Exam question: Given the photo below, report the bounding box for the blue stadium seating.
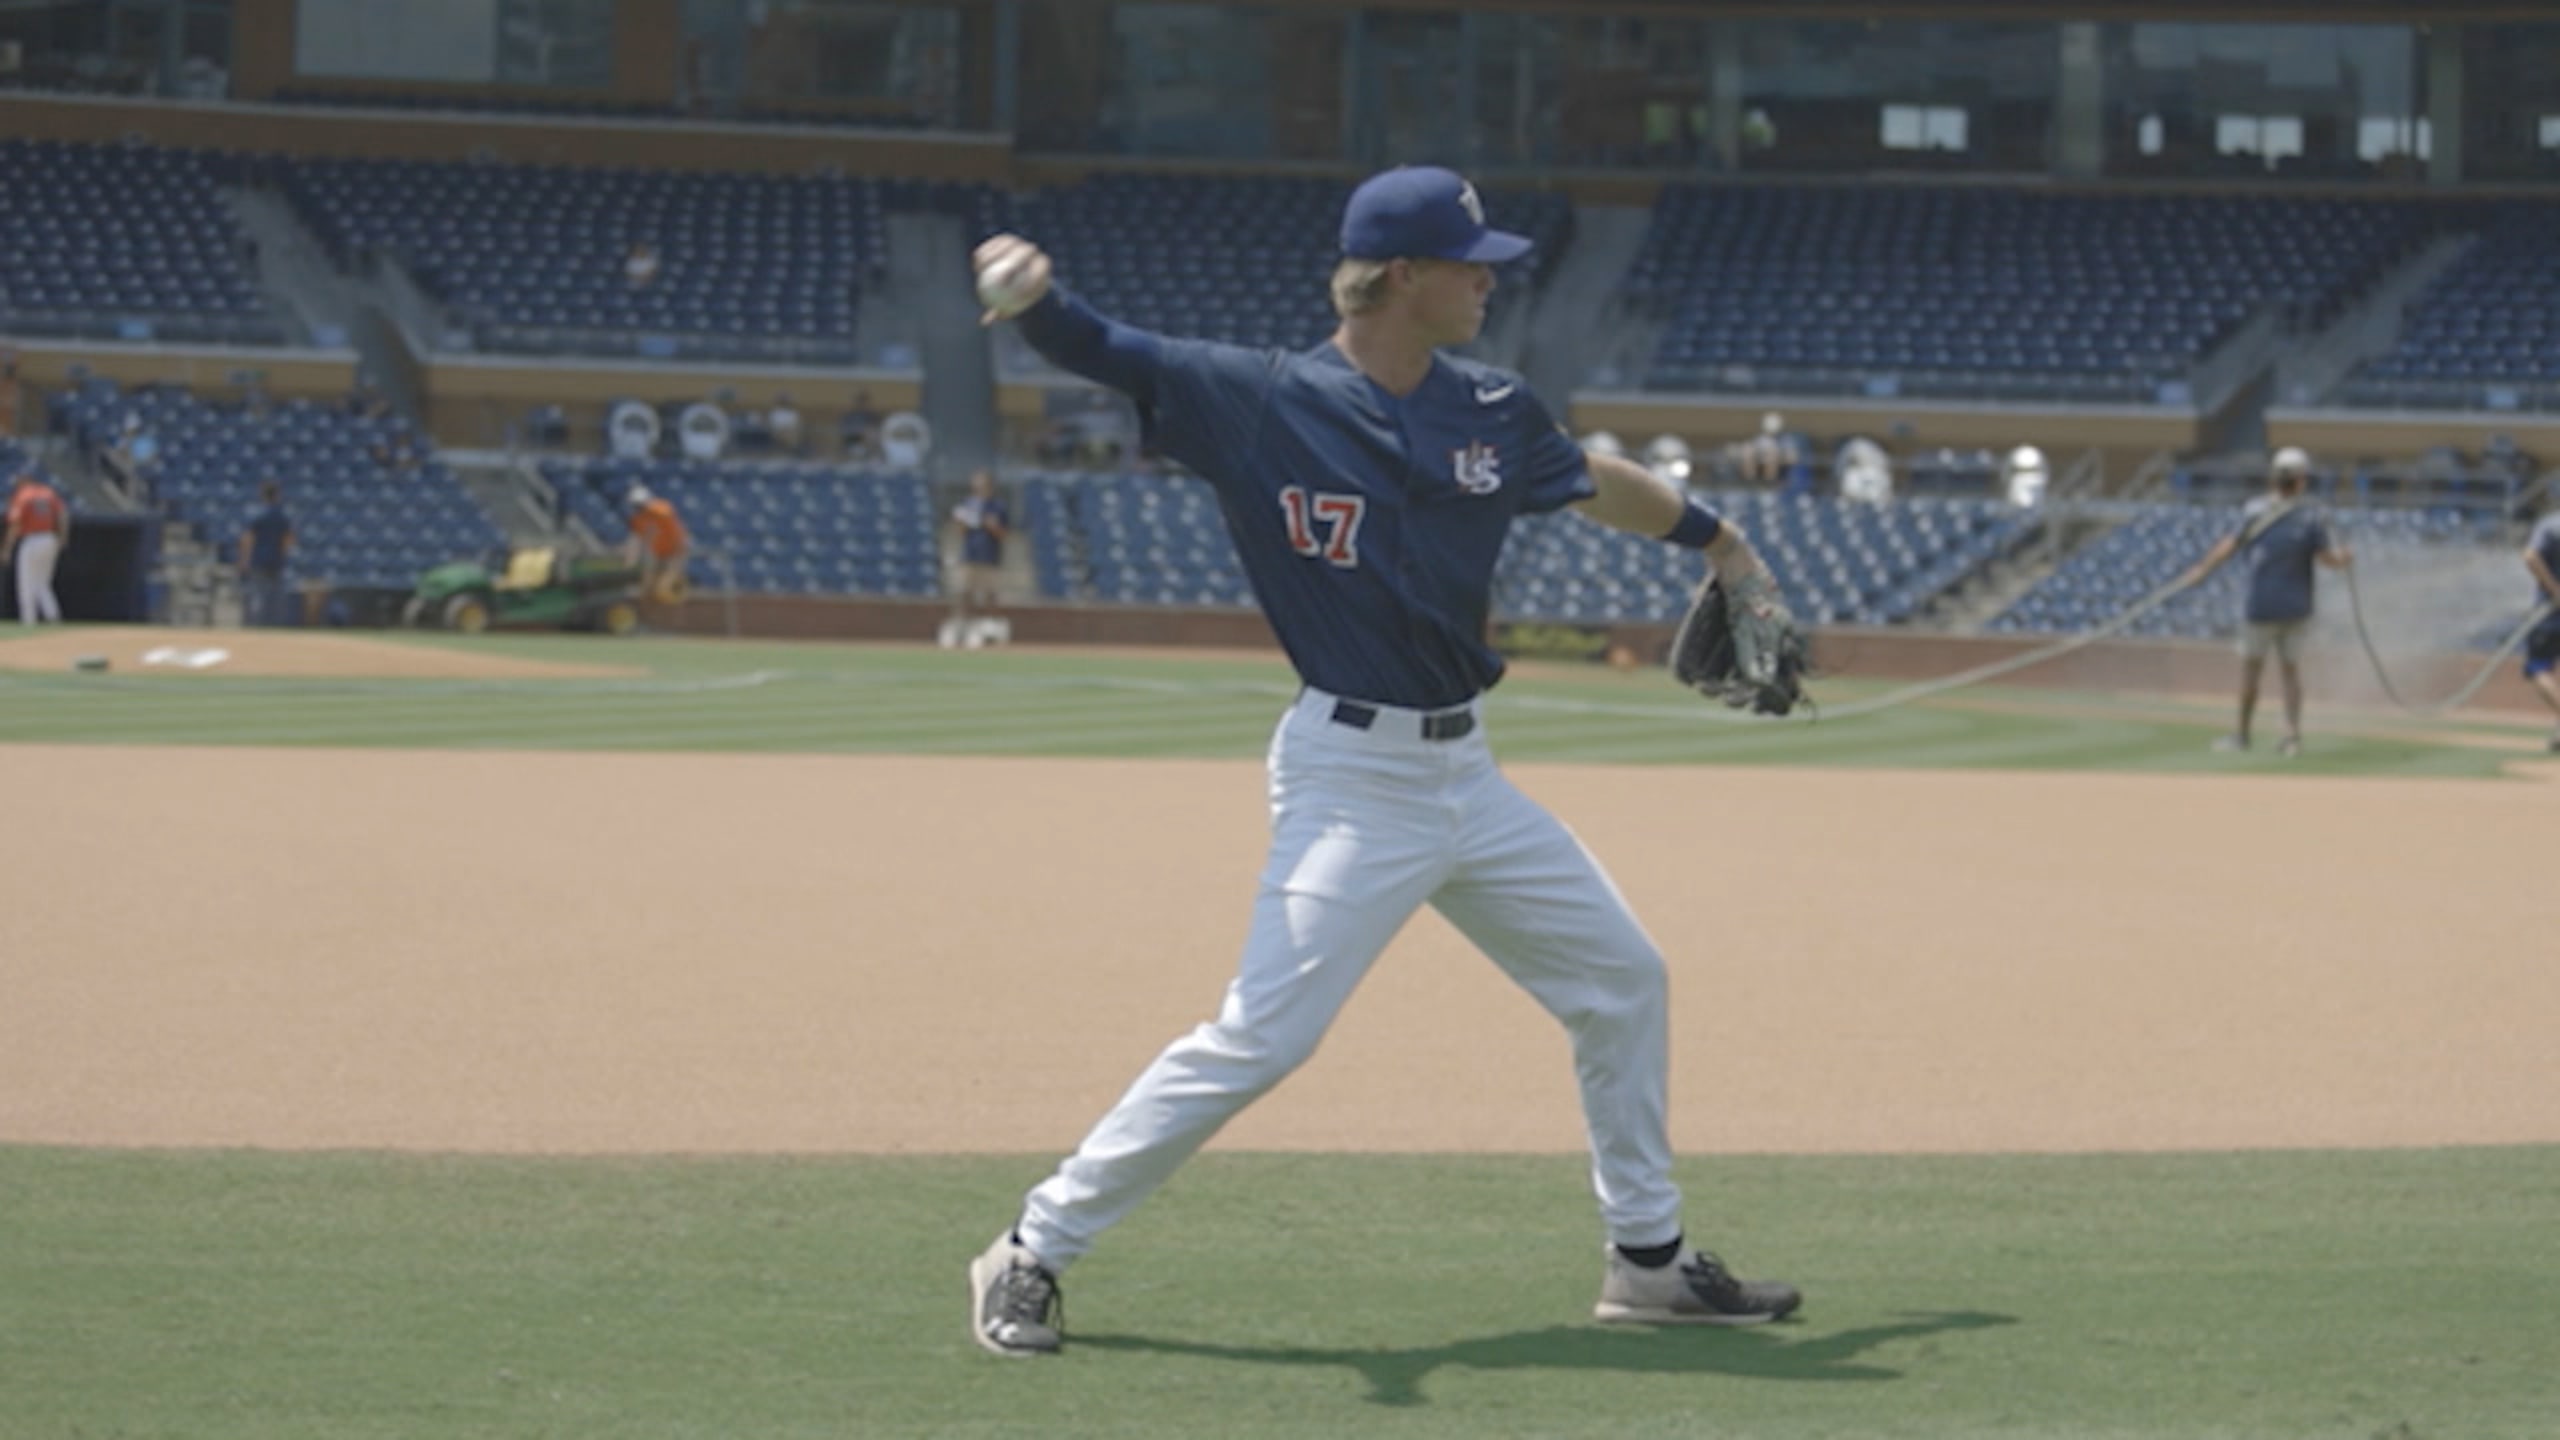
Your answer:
[50,380,503,588]
[1989,503,2512,640]
[1498,491,2032,627]
[540,456,939,598]
[2169,454,2527,516]
[884,177,1015,236]
[283,157,885,362]
[1019,469,2024,626]
[1625,186,2433,401]
[1013,470,1250,607]
[2344,201,2560,410]
[0,140,282,345]
[0,438,61,499]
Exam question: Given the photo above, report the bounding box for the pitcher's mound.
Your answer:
[0,626,640,681]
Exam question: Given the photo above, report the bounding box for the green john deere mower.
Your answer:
[404,547,645,635]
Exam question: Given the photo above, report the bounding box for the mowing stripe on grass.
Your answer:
[0,640,2530,777]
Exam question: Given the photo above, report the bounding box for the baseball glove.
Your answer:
[1670,571,1809,716]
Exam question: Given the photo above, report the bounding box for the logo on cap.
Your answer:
[1340,166,1533,265]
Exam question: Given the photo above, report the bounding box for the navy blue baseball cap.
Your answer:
[1340,166,1532,264]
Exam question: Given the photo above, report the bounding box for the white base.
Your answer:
[940,617,1012,650]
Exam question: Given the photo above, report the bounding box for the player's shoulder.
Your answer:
[1439,354,1535,409]
[1153,333,1289,393]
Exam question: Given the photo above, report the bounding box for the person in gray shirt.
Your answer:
[2182,447,2353,756]
[2521,506,2560,751]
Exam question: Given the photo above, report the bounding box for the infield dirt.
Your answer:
[4,742,2552,1158]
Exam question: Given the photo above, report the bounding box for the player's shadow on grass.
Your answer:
[1076,1310,2018,1407]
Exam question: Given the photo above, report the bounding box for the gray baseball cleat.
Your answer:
[1593,1246,1802,1326]
[969,1234,1064,1356]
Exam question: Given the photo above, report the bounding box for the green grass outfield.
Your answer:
[5,1146,2556,1439]
[0,627,2541,776]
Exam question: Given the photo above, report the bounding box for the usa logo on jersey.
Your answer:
[1451,440,1502,495]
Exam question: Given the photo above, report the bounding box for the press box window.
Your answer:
[2214,114,2304,164]
[1880,104,1968,152]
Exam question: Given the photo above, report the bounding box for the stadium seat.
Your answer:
[1622,186,2434,402]
[0,140,283,345]
[50,381,504,588]
[282,157,886,363]
[538,456,939,599]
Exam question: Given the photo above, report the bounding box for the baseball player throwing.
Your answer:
[965,166,1802,1357]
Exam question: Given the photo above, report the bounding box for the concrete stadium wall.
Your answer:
[1569,393,2203,484]
[2267,408,2560,463]
[422,359,923,452]
[7,340,359,409]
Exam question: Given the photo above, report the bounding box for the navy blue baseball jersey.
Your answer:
[956,496,1009,566]
[247,504,293,574]
[2527,512,2560,603]
[1023,287,1596,708]
[2232,497,2332,625]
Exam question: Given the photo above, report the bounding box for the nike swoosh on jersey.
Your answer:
[1473,381,1516,404]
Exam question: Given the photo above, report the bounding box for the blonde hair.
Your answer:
[1331,258,1396,318]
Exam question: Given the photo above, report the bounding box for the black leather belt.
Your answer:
[1330,699,1477,741]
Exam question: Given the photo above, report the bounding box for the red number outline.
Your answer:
[1311,494,1364,565]
[1279,487,1366,568]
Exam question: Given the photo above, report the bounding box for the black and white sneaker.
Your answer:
[1594,1246,1802,1326]
[969,1234,1064,1356]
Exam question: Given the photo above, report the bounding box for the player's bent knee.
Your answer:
[1188,1019,1326,1090]
[1552,946,1669,1028]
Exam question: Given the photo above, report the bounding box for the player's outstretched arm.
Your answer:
[1571,447,1684,537]
[1573,447,1771,580]
[1556,445,1781,602]
[973,233,1165,404]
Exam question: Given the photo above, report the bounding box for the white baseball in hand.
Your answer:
[976,250,1042,318]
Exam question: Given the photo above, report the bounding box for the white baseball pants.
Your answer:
[1015,686,1683,1268]
[15,533,61,623]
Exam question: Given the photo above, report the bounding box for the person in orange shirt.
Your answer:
[4,470,71,624]
[624,485,690,604]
